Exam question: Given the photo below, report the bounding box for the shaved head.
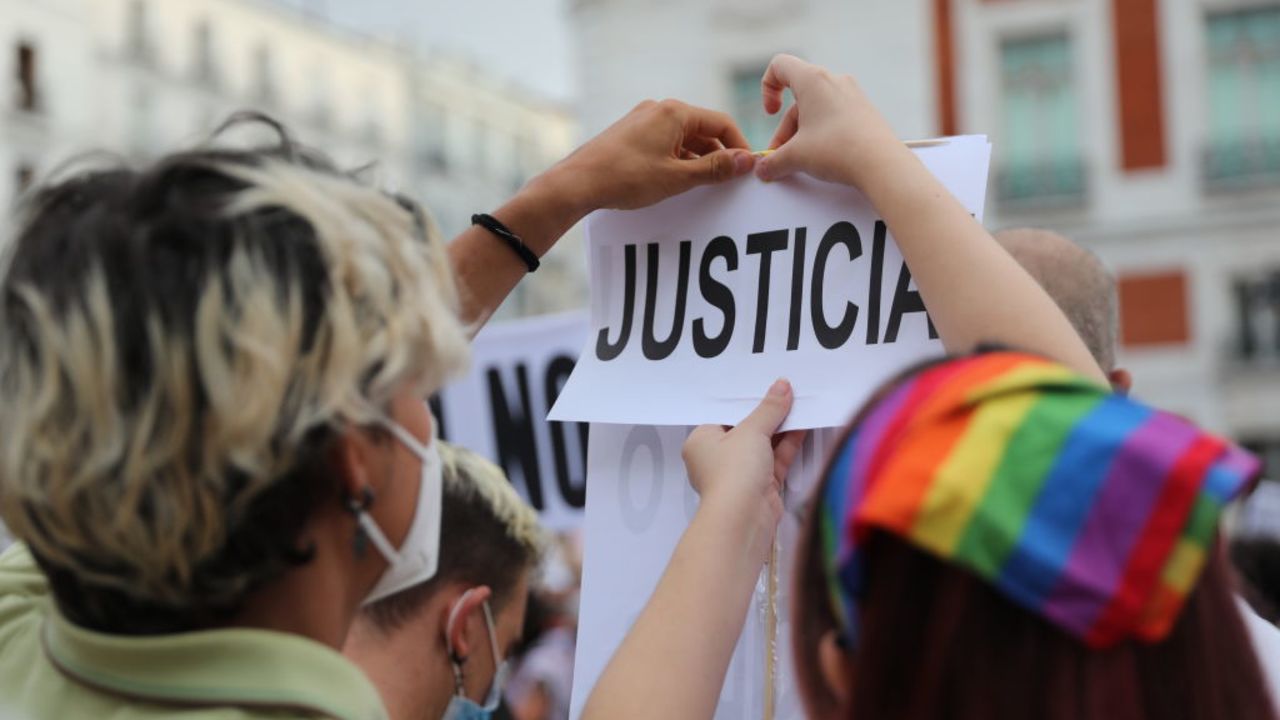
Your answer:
[995,228,1119,372]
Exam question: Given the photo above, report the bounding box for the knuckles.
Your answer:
[655,98,685,120]
[706,152,731,181]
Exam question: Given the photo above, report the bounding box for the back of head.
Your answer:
[996,228,1118,371]
[792,351,1273,720]
[0,117,470,633]
[831,534,1270,719]
[364,442,543,632]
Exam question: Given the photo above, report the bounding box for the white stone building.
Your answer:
[571,0,1280,472]
[956,0,1280,474]
[0,0,98,204]
[572,0,941,145]
[0,0,584,317]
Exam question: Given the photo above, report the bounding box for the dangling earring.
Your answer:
[344,486,376,558]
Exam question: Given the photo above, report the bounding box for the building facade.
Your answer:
[572,0,942,144]
[571,0,1280,471]
[953,0,1280,472]
[0,0,584,318]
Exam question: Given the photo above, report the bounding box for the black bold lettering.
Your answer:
[692,235,737,358]
[641,241,692,360]
[810,221,861,349]
[746,229,788,354]
[595,244,637,361]
[486,364,544,510]
[866,221,887,345]
[786,227,807,351]
[885,262,940,342]
[544,355,588,508]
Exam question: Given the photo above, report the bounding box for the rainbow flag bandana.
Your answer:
[819,352,1261,649]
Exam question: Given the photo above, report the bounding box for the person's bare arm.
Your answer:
[581,381,804,720]
[448,100,756,332]
[756,55,1106,383]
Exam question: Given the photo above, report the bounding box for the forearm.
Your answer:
[581,503,764,720]
[856,144,1106,382]
[447,169,587,334]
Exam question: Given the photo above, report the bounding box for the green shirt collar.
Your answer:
[43,607,387,720]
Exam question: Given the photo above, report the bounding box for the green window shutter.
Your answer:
[998,34,1082,204]
[1205,7,1280,184]
[730,65,787,152]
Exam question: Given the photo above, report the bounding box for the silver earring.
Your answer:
[344,487,376,558]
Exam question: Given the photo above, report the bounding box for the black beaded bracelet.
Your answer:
[471,213,540,272]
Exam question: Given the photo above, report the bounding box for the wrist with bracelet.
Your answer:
[471,212,540,273]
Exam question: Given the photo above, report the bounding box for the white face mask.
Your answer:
[355,409,444,606]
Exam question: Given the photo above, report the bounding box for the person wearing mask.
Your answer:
[0,97,760,720]
[345,442,542,720]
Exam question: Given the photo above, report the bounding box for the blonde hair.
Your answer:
[0,128,469,627]
[439,442,543,552]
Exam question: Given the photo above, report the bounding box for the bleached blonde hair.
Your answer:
[0,126,469,630]
[439,442,543,553]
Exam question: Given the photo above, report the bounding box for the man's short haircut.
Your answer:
[364,442,543,634]
[0,115,469,633]
[995,228,1119,371]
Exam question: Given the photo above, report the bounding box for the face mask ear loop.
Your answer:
[354,415,431,567]
[482,601,502,671]
[445,589,478,694]
[377,416,434,459]
[354,502,402,565]
[480,600,506,711]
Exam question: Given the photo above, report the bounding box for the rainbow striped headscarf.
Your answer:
[819,352,1260,648]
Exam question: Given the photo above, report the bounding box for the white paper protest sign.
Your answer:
[565,139,993,718]
[434,311,589,531]
[569,424,841,720]
[550,136,990,431]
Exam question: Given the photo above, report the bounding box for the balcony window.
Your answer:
[129,84,154,158]
[14,163,33,200]
[473,120,490,173]
[125,0,154,65]
[1234,271,1280,364]
[252,44,276,105]
[306,64,331,130]
[14,42,38,112]
[1204,8,1280,187]
[192,20,219,88]
[996,34,1084,206]
[1242,440,1280,482]
[416,101,448,173]
[729,64,782,151]
[363,119,383,147]
[511,134,538,191]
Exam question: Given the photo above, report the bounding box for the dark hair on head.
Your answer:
[791,354,1276,720]
[364,444,542,634]
[0,113,468,634]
